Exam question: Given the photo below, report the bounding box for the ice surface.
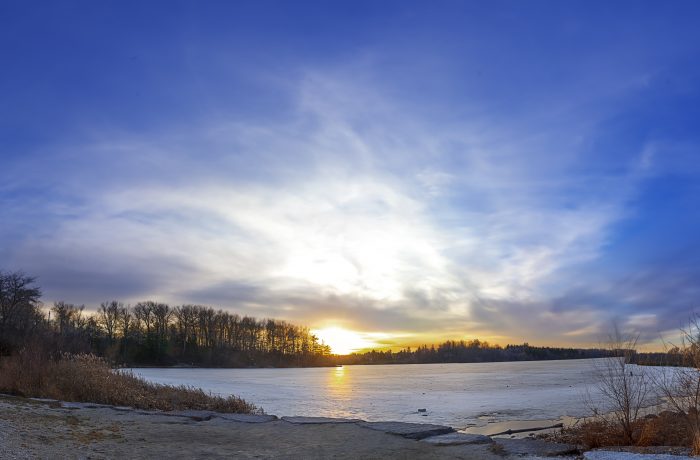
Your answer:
[129,359,664,431]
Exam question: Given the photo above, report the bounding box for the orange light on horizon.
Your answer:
[312,326,382,355]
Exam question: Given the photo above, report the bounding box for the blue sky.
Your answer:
[2,1,699,348]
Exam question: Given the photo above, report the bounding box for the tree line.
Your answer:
[0,271,332,366]
[340,339,615,365]
[2,269,620,368]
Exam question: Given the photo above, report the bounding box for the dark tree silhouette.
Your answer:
[0,271,43,354]
[1,269,615,368]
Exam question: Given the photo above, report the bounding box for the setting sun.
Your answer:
[312,327,378,355]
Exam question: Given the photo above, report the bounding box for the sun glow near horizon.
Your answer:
[312,326,388,355]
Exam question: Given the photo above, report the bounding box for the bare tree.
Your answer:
[0,271,42,335]
[655,314,700,454]
[174,305,197,355]
[51,301,85,335]
[589,328,651,444]
[152,303,171,342]
[118,305,133,339]
[98,300,122,342]
[133,302,155,337]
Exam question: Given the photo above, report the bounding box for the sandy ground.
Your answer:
[0,395,587,459]
[3,395,695,459]
[45,395,700,460]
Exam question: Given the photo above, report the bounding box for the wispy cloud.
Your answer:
[3,56,698,348]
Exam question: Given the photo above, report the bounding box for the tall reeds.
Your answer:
[0,348,259,414]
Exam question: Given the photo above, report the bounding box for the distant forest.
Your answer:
[1,270,648,367]
[341,340,614,365]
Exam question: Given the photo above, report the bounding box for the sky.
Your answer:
[1,1,700,351]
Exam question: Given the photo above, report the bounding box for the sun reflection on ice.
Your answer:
[326,364,354,413]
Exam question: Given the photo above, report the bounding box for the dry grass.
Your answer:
[0,349,259,414]
[546,412,692,450]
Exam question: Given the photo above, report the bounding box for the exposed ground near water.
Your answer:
[0,395,692,459]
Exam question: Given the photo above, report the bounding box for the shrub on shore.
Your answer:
[546,411,691,450]
[584,330,652,446]
[0,349,259,414]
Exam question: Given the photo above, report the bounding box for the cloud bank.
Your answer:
[3,3,700,348]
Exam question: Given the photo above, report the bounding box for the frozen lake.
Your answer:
[129,359,645,431]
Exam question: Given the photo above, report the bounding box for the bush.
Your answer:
[655,313,700,454]
[548,412,692,450]
[588,331,651,445]
[0,349,259,414]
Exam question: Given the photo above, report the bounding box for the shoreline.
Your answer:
[0,393,580,459]
[2,394,693,459]
[122,356,611,370]
[1,392,567,439]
